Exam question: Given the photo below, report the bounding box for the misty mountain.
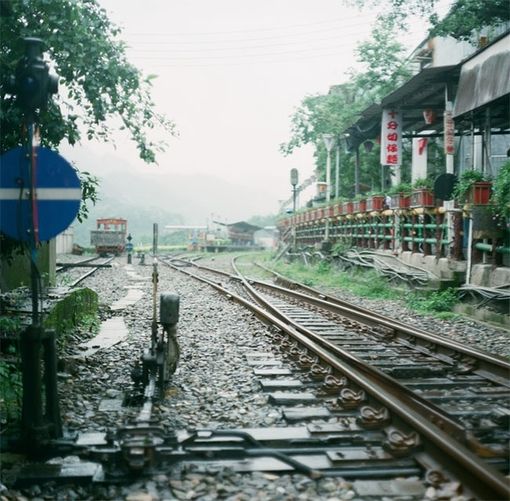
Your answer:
[66,148,279,245]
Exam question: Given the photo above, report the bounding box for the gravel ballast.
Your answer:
[1,253,504,500]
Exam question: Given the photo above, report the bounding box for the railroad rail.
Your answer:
[161,255,510,499]
[13,254,509,499]
[55,255,101,273]
[56,256,114,287]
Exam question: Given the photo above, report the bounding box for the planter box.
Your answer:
[343,201,353,214]
[390,193,410,209]
[333,203,343,216]
[352,199,366,213]
[410,189,435,208]
[366,195,385,211]
[326,205,335,218]
[469,181,492,205]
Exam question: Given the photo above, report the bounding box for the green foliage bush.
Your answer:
[406,288,458,313]
[0,359,22,423]
[491,161,510,220]
[452,170,488,203]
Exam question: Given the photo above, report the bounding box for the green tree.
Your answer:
[345,0,509,39]
[429,0,510,40]
[0,0,175,260]
[281,19,410,195]
[1,0,175,160]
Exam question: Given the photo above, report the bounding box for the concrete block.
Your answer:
[470,264,493,287]
[490,267,510,288]
[400,251,412,265]
[410,253,427,269]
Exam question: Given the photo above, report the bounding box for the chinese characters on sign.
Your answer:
[380,109,402,166]
[444,109,455,155]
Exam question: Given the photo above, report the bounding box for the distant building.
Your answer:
[220,221,262,247]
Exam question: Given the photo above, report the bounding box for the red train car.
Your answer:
[90,218,127,255]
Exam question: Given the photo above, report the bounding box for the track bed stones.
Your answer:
[2,255,508,499]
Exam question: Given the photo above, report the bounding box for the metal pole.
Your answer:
[152,223,159,349]
[27,122,40,326]
[445,90,455,257]
[21,120,47,446]
[43,330,62,437]
[335,144,340,199]
[292,186,297,249]
[465,215,473,285]
[21,325,44,444]
[355,145,360,196]
[325,149,331,240]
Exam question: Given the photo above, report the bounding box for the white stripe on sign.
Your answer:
[0,188,81,201]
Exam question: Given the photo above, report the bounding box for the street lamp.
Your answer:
[322,134,335,241]
[290,168,299,249]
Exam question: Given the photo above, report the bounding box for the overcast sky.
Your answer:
[63,0,443,220]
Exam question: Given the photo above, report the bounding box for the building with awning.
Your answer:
[219,221,262,246]
[342,30,510,187]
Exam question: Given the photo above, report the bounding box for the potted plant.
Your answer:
[410,178,435,207]
[366,192,386,211]
[343,200,353,214]
[453,170,492,205]
[352,195,367,213]
[388,182,412,209]
[491,161,510,224]
[333,198,344,216]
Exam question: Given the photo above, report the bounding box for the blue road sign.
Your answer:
[126,242,134,252]
[0,147,81,243]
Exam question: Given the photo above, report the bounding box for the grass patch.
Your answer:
[271,260,402,301]
[405,288,459,318]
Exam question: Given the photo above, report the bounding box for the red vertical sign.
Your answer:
[380,109,402,166]
[444,109,455,155]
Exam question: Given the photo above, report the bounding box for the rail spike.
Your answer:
[321,374,348,394]
[425,469,449,488]
[356,405,391,429]
[309,363,330,381]
[337,388,366,409]
[298,354,316,368]
[383,427,421,458]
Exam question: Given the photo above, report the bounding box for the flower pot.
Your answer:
[389,193,410,209]
[367,195,385,211]
[353,199,366,213]
[410,189,435,208]
[343,201,353,214]
[469,181,492,205]
[333,203,343,216]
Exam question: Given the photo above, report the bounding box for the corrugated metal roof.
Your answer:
[453,34,510,117]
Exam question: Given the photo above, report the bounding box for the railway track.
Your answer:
[56,255,114,287]
[162,254,510,499]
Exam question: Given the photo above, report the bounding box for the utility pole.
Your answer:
[290,168,299,250]
[322,134,335,241]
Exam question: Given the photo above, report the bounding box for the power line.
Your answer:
[131,47,360,68]
[124,21,371,46]
[125,14,368,37]
[129,38,359,56]
[128,26,371,55]
[128,39,362,61]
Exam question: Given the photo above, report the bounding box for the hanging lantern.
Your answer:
[423,109,436,125]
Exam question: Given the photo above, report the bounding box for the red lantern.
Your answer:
[423,109,436,125]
